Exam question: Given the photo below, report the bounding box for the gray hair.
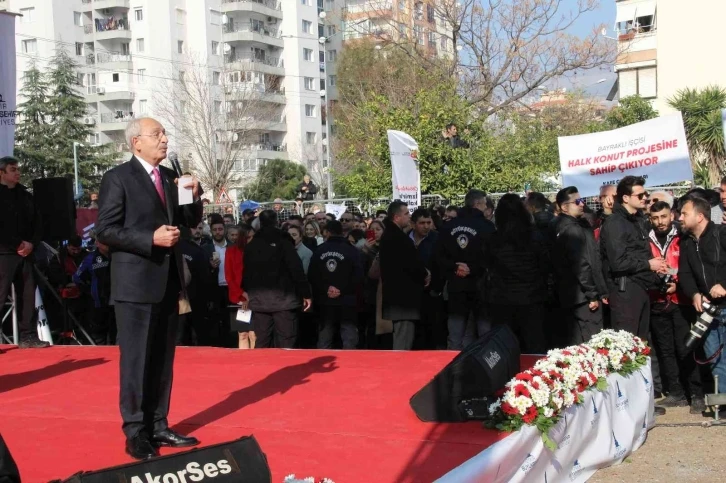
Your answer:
[124,117,156,150]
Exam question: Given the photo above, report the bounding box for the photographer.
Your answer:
[678,195,726,395]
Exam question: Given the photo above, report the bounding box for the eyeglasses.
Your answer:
[634,192,649,200]
[564,198,586,206]
[341,218,353,222]
[136,131,167,140]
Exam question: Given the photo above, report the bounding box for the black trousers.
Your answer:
[318,305,358,349]
[489,303,546,354]
[88,305,117,345]
[252,310,298,348]
[651,303,703,398]
[566,302,604,345]
[609,281,651,340]
[115,285,179,439]
[447,291,486,350]
[0,254,37,339]
[0,433,20,483]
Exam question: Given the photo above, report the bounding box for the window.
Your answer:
[398,0,405,11]
[327,50,337,62]
[303,48,314,61]
[21,39,37,54]
[213,71,221,85]
[414,2,424,20]
[139,99,148,114]
[319,50,325,63]
[134,8,143,22]
[305,104,316,117]
[19,7,35,23]
[328,75,336,86]
[398,22,407,39]
[319,24,325,38]
[137,69,146,84]
[428,31,436,46]
[112,73,120,82]
[304,77,315,90]
[176,9,186,25]
[327,25,336,36]
[306,132,317,144]
[74,12,82,26]
[413,26,424,45]
[303,20,312,34]
[76,73,85,86]
[619,67,657,99]
[427,4,435,23]
[320,78,326,91]
[136,38,145,52]
[212,41,219,55]
[121,43,130,55]
[75,42,84,56]
[301,0,312,5]
[211,10,221,26]
[214,100,222,114]
[178,41,184,54]
[440,35,448,51]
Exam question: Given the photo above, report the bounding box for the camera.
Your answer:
[685,300,720,351]
[659,273,674,295]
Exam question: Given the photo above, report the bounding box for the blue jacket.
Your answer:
[73,250,112,308]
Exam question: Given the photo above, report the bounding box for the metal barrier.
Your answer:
[1,286,19,345]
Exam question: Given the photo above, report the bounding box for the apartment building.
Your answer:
[613,0,726,114]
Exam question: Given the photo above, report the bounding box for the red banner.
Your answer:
[76,208,98,243]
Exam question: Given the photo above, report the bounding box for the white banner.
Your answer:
[0,12,17,157]
[721,109,726,155]
[437,360,654,483]
[558,113,693,197]
[35,287,53,344]
[324,203,347,220]
[388,130,421,212]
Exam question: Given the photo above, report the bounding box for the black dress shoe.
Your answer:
[151,429,200,448]
[18,336,50,349]
[126,435,159,460]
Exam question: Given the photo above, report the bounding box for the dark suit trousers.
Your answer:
[115,282,179,439]
[0,254,37,338]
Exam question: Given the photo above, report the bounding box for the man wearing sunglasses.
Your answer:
[553,187,608,346]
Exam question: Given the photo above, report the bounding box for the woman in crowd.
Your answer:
[483,194,549,354]
[287,225,313,276]
[361,220,389,349]
[348,229,366,249]
[225,224,256,349]
[303,219,324,246]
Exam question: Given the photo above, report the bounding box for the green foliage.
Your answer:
[244,159,307,201]
[605,95,659,128]
[668,86,726,186]
[14,47,117,193]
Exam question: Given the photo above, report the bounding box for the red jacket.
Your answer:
[648,226,683,305]
[224,245,247,304]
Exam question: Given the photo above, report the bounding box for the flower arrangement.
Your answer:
[486,330,650,450]
[284,475,335,483]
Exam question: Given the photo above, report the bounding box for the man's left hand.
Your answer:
[17,241,33,257]
[710,284,726,299]
[666,283,677,295]
[175,176,201,199]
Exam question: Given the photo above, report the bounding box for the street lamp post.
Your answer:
[73,142,83,198]
[319,11,333,198]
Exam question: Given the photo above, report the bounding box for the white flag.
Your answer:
[0,12,18,157]
[388,130,421,212]
[35,288,53,344]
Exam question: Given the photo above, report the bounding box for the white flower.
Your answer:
[543,407,554,418]
[489,400,501,414]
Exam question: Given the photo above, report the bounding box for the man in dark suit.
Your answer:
[96,117,203,460]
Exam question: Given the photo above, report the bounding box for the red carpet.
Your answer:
[0,346,538,482]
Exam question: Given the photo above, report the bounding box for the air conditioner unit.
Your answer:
[84,117,95,125]
[97,87,106,94]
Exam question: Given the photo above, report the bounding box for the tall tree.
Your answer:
[668,86,726,186]
[14,60,50,180]
[153,53,282,201]
[605,95,658,129]
[244,159,307,201]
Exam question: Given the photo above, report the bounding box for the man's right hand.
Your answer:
[455,263,470,278]
[693,293,709,313]
[153,225,180,247]
[649,257,668,274]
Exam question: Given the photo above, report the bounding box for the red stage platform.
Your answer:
[0,346,536,482]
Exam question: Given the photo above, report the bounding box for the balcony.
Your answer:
[235,143,288,160]
[93,0,131,9]
[225,53,284,76]
[94,18,131,41]
[85,85,135,103]
[81,0,93,10]
[221,0,282,19]
[223,23,283,48]
[225,83,285,104]
[98,111,134,131]
[96,52,132,70]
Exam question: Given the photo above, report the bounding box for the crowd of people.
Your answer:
[3,150,726,419]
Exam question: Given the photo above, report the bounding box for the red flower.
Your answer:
[531,380,540,390]
[516,373,534,382]
[597,348,609,356]
[514,384,531,398]
[531,369,544,377]
[495,388,506,397]
[501,402,518,415]
[588,373,597,384]
[576,376,589,392]
[642,346,651,356]
[562,350,573,356]
[522,405,538,424]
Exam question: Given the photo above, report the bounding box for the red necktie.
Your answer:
[152,167,166,208]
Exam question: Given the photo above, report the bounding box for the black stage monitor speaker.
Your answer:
[410,324,521,423]
[55,436,271,483]
[32,177,76,242]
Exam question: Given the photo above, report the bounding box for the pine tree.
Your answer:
[14,60,51,183]
[44,47,116,193]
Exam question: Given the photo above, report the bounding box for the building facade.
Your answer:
[613,0,726,114]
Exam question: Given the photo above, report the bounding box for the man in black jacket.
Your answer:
[678,194,726,395]
[243,209,312,348]
[296,174,318,201]
[179,224,214,345]
[380,201,430,350]
[600,176,668,340]
[435,189,495,349]
[553,186,608,345]
[309,220,363,349]
[0,156,48,348]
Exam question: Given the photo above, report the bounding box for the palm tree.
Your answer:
[668,86,726,186]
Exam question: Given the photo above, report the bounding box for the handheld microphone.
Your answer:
[168,152,183,178]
